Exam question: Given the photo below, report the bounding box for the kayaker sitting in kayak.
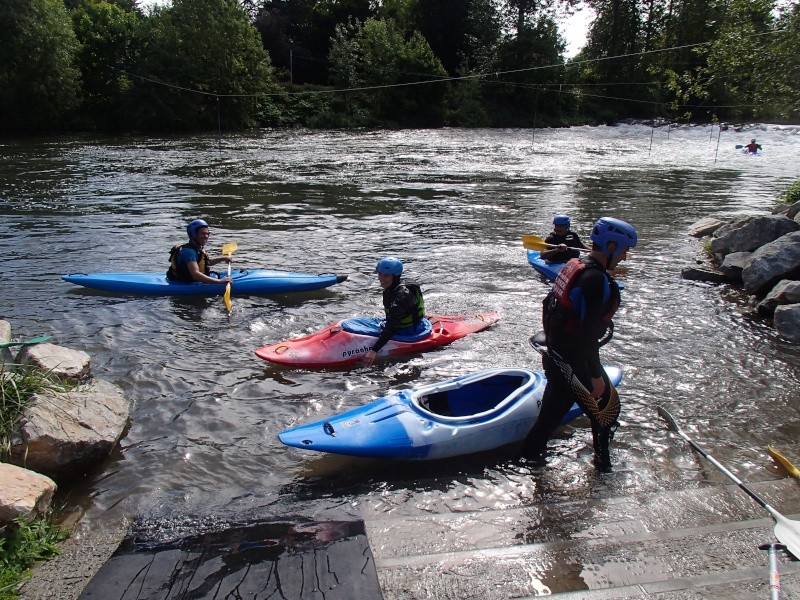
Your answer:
[523,217,637,472]
[744,138,762,153]
[361,257,426,367]
[166,218,232,284]
[540,215,588,263]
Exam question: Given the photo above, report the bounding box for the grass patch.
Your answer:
[0,365,71,458]
[0,515,68,599]
[0,364,73,598]
[779,179,800,205]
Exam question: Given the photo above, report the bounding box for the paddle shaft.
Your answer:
[222,242,237,312]
[657,406,778,511]
[0,335,51,349]
[760,543,786,600]
[522,234,589,253]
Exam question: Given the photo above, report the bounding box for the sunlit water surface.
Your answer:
[2,125,799,541]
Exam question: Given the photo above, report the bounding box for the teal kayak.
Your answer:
[62,269,347,296]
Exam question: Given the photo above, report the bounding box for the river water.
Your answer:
[2,125,799,541]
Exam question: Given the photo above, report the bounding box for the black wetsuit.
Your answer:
[523,256,621,470]
[543,231,587,263]
[371,280,424,352]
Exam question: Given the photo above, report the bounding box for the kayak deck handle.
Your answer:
[323,422,336,437]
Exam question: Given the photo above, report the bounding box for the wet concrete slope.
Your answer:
[365,477,800,599]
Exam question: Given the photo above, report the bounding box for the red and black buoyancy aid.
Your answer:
[166,243,209,282]
[545,258,620,336]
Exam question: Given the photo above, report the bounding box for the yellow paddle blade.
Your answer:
[224,282,232,312]
[521,234,550,251]
[222,241,238,256]
[768,445,800,478]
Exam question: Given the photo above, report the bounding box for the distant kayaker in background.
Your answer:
[166,218,232,284]
[361,257,426,367]
[523,217,638,472]
[540,215,588,263]
[744,139,762,153]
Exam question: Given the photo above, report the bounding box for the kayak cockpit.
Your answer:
[410,368,540,422]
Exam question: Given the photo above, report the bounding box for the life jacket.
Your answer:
[166,243,209,282]
[544,258,619,336]
[395,283,426,329]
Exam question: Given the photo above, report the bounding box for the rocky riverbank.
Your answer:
[683,200,800,341]
[0,319,129,537]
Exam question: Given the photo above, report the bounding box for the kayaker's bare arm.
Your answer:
[187,261,231,284]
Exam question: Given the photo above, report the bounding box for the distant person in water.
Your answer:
[361,257,426,367]
[166,219,232,284]
[540,215,588,263]
[744,139,762,153]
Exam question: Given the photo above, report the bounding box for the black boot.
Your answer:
[592,425,612,473]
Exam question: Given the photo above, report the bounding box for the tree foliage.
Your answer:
[329,18,449,126]
[0,0,81,133]
[71,0,141,130]
[132,0,276,130]
[0,0,797,132]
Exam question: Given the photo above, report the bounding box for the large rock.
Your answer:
[772,200,800,220]
[741,231,800,295]
[0,462,57,523]
[710,215,800,257]
[718,251,750,281]
[774,304,800,343]
[757,280,800,315]
[688,217,725,238]
[680,267,738,284]
[0,319,11,365]
[17,343,91,383]
[8,379,130,481]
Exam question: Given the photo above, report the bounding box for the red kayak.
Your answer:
[254,312,501,368]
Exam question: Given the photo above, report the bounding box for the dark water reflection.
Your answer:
[1,126,799,540]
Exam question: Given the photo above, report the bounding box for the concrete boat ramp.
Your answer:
[364,476,800,598]
[22,465,800,599]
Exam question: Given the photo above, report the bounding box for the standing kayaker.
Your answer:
[522,217,638,472]
[540,215,588,263]
[166,219,232,284]
[361,257,426,367]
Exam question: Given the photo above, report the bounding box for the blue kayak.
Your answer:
[278,365,623,460]
[526,250,626,289]
[62,269,347,296]
[526,250,564,281]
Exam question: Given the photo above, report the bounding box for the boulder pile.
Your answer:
[683,201,800,342]
[0,320,130,525]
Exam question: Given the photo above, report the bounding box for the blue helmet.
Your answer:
[590,217,638,259]
[187,219,208,240]
[553,215,570,227]
[376,257,403,276]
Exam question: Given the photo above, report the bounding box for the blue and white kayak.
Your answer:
[278,365,623,460]
[62,269,347,296]
[526,250,564,281]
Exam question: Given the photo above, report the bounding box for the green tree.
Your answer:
[487,13,566,125]
[0,0,81,133]
[575,0,653,120]
[255,0,374,84]
[329,18,449,126]
[702,0,779,121]
[132,0,276,130]
[71,0,142,130]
